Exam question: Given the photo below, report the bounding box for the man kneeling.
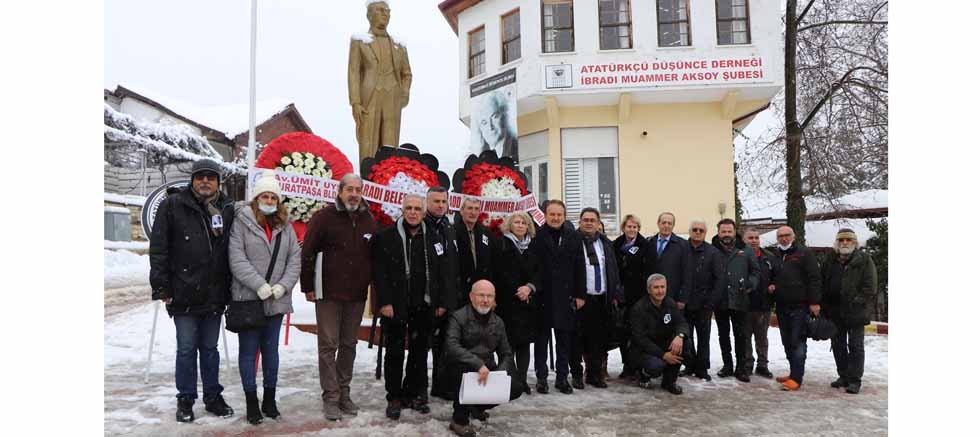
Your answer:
[630,273,688,395]
[440,280,523,436]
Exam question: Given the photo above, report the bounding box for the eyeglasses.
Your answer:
[194,173,218,181]
[690,228,705,233]
[777,234,792,238]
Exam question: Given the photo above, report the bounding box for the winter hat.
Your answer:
[251,170,282,201]
[835,228,858,241]
[191,158,223,182]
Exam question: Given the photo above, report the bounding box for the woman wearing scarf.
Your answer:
[228,170,301,425]
[492,211,539,394]
[612,214,648,379]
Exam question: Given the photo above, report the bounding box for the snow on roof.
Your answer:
[104,192,147,207]
[744,189,889,220]
[759,217,882,248]
[112,83,292,137]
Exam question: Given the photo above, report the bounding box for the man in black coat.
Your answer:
[528,200,587,395]
[712,219,759,382]
[643,212,692,311]
[821,228,877,394]
[372,194,454,419]
[630,273,687,395]
[743,228,776,379]
[149,158,236,423]
[770,226,822,391]
[682,219,723,381]
[439,280,523,437]
[569,208,623,389]
[423,186,461,400]
[455,197,496,303]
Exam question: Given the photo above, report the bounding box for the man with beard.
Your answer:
[372,194,452,419]
[150,158,236,423]
[528,200,587,394]
[569,208,622,389]
[821,228,877,394]
[440,280,524,437]
[770,226,821,391]
[743,228,776,379]
[301,173,378,420]
[423,186,461,400]
[682,219,723,381]
[712,218,759,382]
[630,274,687,395]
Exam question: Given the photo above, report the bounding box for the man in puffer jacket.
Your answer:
[149,158,236,422]
[821,228,877,394]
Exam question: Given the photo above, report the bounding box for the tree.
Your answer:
[865,218,887,322]
[739,0,888,244]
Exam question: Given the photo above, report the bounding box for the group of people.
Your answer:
[149,158,878,436]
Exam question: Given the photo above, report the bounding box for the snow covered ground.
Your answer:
[104,297,888,436]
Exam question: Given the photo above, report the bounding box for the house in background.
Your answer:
[103,84,313,243]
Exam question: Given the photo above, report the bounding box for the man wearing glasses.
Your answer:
[149,158,236,422]
[769,226,821,391]
[681,219,723,381]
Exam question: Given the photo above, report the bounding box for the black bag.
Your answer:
[807,314,838,341]
[606,300,629,351]
[225,232,282,333]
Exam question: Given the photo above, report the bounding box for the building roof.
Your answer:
[744,189,888,222]
[106,84,303,139]
[437,0,482,34]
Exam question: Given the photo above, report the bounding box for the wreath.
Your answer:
[451,150,529,235]
[255,132,353,239]
[361,144,450,227]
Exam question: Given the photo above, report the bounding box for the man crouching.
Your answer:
[630,273,688,395]
[440,279,523,436]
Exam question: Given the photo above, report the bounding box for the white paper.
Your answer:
[314,252,324,300]
[459,371,511,405]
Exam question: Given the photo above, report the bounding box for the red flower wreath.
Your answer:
[254,132,353,240]
[366,156,440,227]
[452,152,529,235]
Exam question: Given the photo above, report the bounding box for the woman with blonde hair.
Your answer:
[491,211,539,394]
[611,214,648,379]
[228,170,301,425]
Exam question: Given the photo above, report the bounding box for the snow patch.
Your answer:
[104,192,147,206]
[351,32,374,44]
[105,240,150,251]
[104,205,131,214]
[104,249,150,288]
[759,217,882,247]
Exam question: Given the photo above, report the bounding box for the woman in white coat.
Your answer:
[228,170,300,425]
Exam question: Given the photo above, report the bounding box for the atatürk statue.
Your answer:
[348,1,413,162]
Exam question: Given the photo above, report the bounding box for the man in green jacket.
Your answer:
[821,228,878,394]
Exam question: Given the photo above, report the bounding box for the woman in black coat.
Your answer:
[611,214,648,378]
[492,211,539,394]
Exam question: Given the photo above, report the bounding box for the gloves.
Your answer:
[257,283,273,300]
[271,284,286,299]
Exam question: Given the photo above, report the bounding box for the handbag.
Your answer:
[225,232,283,333]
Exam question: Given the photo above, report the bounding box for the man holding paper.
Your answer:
[300,173,377,420]
[440,280,523,437]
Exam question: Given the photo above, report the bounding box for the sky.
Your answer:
[104,0,780,214]
[104,0,473,172]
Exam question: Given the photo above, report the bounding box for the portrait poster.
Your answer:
[469,68,518,159]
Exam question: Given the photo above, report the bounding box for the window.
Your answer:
[599,0,632,50]
[542,0,574,53]
[657,0,691,47]
[468,26,486,78]
[501,9,521,64]
[716,0,750,44]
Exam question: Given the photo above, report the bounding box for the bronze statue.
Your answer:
[348,1,413,162]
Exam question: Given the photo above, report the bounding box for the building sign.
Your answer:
[469,69,519,160]
[548,55,769,90]
[544,64,573,89]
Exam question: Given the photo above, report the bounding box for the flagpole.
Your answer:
[245,0,258,198]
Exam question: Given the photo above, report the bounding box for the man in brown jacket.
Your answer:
[301,173,378,421]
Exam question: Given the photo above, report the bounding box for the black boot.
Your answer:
[245,391,263,425]
[846,380,862,394]
[204,394,234,417]
[831,377,847,389]
[717,366,734,378]
[176,398,195,423]
[262,388,281,420]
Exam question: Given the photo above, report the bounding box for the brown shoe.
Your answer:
[338,396,359,416]
[449,421,477,437]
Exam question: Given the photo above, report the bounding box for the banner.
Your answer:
[469,68,518,160]
[546,55,769,90]
[248,167,545,225]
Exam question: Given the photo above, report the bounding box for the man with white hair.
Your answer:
[301,173,378,420]
[820,228,877,394]
[770,226,821,391]
[372,194,451,419]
